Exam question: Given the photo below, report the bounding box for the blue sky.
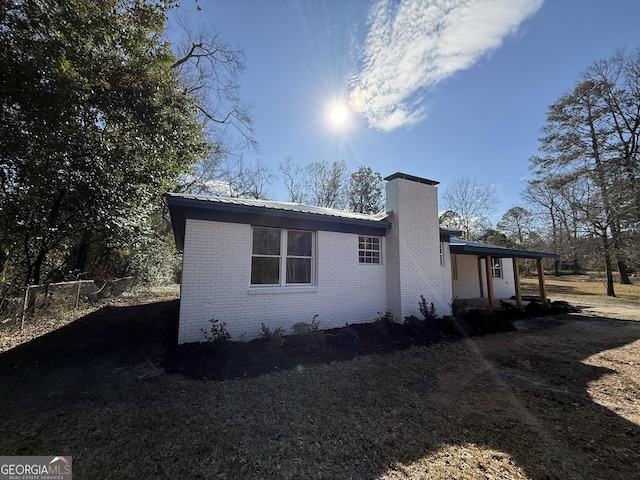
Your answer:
[168,0,640,223]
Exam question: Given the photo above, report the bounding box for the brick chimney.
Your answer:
[384,173,452,319]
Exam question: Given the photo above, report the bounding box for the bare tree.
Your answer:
[305,160,348,209]
[279,157,307,203]
[441,177,497,240]
[169,19,258,195]
[171,22,256,146]
[216,156,274,200]
[529,49,640,291]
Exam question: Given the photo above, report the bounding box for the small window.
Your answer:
[491,258,503,278]
[251,227,314,286]
[358,236,380,264]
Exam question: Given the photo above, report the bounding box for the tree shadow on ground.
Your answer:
[0,300,179,408]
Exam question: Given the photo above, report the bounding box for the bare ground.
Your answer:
[0,293,639,479]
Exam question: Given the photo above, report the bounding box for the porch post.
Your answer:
[512,257,522,307]
[537,258,547,303]
[485,255,494,309]
[477,257,484,298]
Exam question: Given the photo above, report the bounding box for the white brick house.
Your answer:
[167,172,557,344]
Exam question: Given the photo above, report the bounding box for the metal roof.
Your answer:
[383,172,439,185]
[166,193,390,222]
[166,193,392,251]
[449,238,559,259]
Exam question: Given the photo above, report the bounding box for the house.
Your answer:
[167,172,558,344]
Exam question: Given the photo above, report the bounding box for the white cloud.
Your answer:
[348,0,544,131]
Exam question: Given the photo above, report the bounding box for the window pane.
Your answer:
[253,228,280,255]
[287,231,312,256]
[251,257,280,284]
[359,250,379,263]
[286,258,312,283]
[358,236,380,263]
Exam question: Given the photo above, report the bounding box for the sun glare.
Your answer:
[330,105,348,126]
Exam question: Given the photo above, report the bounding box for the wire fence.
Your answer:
[0,277,136,330]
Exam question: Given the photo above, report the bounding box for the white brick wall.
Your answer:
[178,219,387,343]
[177,174,460,343]
[452,254,516,299]
[385,177,453,319]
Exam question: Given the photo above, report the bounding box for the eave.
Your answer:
[166,194,391,251]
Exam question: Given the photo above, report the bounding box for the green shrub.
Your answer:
[261,323,285,349]
[292,314,320,334]
[289,315,324,352]
[201,318,231,346]
[419,295,437,321]
[450,297,468,317]
[375,311,396,324]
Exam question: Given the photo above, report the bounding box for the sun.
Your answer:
[330,104,349,126]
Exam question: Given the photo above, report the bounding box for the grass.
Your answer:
[521,274,640,304]
[0,284,180,353]
[0,344,549,478]
[1,279,639,478]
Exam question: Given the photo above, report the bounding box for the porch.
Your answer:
[449,239,560,310]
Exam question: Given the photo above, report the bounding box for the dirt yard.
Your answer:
[0,289,639,478]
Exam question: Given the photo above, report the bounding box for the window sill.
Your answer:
[248,286,318,295]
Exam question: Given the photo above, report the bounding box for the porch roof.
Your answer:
[449,239,559,259]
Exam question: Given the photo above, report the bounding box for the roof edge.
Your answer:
[449,240,559,260]
[384,172,439,186]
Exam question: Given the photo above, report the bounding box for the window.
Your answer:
[491,258,503,278]
[251,228,314,285]
[358,236,380,264]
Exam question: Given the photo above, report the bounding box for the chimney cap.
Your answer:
[383,172,439,186]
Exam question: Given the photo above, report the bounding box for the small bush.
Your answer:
[375,311,396,324]
[292,315,320,334]
[418,295,436,321]
[499,300,526,319]
[289,315,324,352]
[261,323,285,349]
[202,318,231,346]
[450,297,468,317]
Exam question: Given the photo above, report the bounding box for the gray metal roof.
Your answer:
[383,172,439,185]
[166,193,390,222]
[166,193,391,250]
[450,238,559,259]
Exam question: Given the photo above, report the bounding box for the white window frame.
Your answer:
[251,227,315,287]
[358,236,381,264]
